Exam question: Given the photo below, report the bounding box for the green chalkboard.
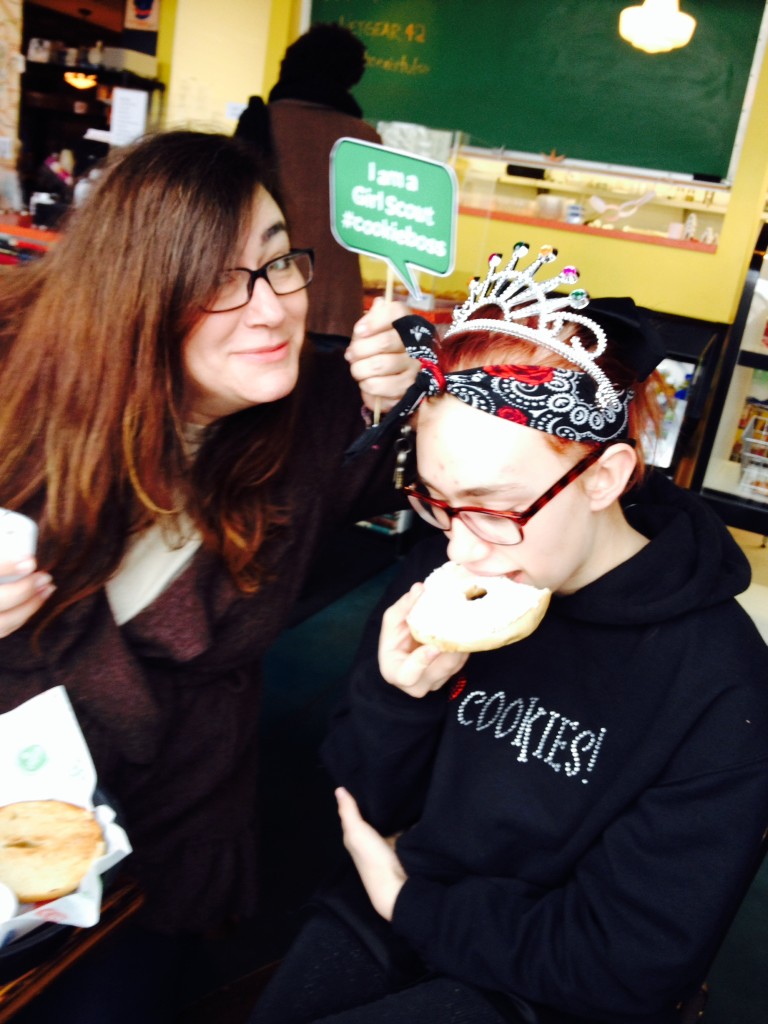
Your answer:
[310,0,765,180]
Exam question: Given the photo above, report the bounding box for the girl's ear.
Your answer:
[583,443,638,510]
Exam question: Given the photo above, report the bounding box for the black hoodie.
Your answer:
[322,472,768,1023]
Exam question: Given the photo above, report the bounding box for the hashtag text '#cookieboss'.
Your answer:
[339,212,447,257]
[456,691,607,783]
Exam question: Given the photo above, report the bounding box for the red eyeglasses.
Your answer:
[403,446,605,546]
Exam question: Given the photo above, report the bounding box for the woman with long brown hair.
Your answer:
[0,130,415,1020]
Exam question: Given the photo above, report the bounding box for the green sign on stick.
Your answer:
[330,138,457,299]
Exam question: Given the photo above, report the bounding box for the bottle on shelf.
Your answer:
[88,41,104,68]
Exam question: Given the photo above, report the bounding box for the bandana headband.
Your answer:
[345,314,630,459]
[399,316,630,443]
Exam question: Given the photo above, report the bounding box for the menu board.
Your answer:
[311,0,765,180]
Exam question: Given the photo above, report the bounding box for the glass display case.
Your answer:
[693,223,768,533]
[455,149,728,251]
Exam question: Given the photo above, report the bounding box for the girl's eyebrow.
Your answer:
[418,475,529,500]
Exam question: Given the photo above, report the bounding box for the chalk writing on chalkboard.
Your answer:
[311,0,764,181]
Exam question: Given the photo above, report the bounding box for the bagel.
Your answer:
[0,800,106,904]
[406,561,551,653]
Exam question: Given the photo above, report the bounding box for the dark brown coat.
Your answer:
[269,99,382,339]
[0,347,397,932]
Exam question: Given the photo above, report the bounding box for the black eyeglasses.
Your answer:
[404,446,605,546]
[203,248,314,312]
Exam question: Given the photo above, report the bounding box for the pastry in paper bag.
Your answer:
[0,687,132,948]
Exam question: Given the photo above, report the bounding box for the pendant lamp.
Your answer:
[64,72,98,90]
[619,0,697,54]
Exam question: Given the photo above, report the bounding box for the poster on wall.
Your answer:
[124,0,159,32]
[110,87,149,146]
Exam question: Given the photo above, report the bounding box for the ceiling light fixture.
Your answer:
[619,0,697,54]
[64,72,98,90]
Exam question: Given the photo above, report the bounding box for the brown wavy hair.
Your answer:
[0,130,301,626]
[436,308,662,490]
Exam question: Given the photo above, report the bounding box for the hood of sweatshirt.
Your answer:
[557,471,751,628]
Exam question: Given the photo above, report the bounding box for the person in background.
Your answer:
[33,147,75,203]
[0,129,415,1022]
[236,22,381,351]
[249,247,768,1024]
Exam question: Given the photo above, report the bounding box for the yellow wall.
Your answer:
[155,0,177,91]
[157,0,304,129]
[160,0,275,130]
[260,0,305,96]
[157,0,768,325]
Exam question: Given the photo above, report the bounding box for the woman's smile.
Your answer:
[232,341,291,363]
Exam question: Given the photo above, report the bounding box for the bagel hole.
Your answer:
[464,586,488,601]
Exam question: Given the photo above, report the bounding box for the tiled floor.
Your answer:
[731,527,768,642]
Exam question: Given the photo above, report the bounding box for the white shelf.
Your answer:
[703,457,742,497]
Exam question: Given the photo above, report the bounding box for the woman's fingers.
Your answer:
[346,299,419,411]
[0,574,55,638]
[0,558,37,585]
[349,297,409,342]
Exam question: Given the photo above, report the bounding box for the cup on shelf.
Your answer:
[535,194,563,220]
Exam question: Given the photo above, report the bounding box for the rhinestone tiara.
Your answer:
[444,243,621,411]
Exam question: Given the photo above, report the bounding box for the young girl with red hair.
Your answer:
[250,246,768,1024]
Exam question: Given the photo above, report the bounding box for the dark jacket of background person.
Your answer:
[0,347,396,934]
[236,23,382,345]
[321,471,768,1022]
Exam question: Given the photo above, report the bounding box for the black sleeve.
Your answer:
[320,536,451,834]
[305,345,408,532]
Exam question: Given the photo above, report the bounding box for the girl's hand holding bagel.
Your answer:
[378,583,469,698]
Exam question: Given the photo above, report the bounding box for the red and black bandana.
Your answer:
[345,315,631,461]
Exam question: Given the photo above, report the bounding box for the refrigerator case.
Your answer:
[694,223,768,533]
[640,309,725,482]
[643,357,696,471]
